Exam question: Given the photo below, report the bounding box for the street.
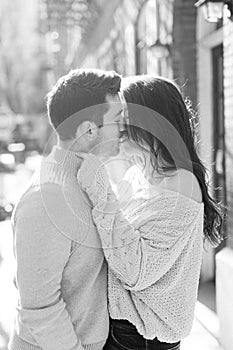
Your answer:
[0,158,38,204]
[0,161,37,349]
[0,220,16,350]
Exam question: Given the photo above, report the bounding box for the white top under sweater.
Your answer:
[9,147,108,350]
[78,154,204,343]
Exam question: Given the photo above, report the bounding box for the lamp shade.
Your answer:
[195,0,224,22]
[206,1,224,22]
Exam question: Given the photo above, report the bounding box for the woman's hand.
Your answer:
[76,153,110,207]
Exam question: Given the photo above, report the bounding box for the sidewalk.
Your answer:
[181,301,224,350]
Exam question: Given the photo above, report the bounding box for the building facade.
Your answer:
[73,0,197,105]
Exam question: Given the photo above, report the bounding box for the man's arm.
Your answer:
[14,186,82,350]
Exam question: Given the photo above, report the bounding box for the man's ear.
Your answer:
[76,121,98,141]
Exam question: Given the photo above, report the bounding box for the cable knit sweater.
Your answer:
[9,147,108,350]
[78,154,204,343]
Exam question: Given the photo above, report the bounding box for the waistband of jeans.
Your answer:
[110,318,135,327]
[109,318,180,348]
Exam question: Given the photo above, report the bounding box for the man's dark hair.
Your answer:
[47,68,121,140]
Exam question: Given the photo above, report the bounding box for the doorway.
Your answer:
[212,44,227,254]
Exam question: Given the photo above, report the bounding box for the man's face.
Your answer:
[95,93,123,157]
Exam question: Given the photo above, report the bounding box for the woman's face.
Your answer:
[120,134,150,170]
[119,99,151,169]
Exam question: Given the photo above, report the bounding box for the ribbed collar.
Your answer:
[46,146,82,176]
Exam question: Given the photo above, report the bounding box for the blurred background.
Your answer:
[0,0,233,349]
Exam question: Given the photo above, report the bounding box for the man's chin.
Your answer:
[90,141,120,158]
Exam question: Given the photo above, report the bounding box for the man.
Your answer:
[9,69,122,350]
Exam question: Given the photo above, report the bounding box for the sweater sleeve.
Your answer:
[13,186,83,350]
[78,154,204,292]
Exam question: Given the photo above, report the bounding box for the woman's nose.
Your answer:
[119,114,126,132]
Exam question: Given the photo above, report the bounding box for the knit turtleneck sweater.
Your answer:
[9,147,108,350]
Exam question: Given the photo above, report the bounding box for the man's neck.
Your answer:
[58,138,89,154]
[57,139,76,152]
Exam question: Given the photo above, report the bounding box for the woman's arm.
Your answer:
[78,154,203,291]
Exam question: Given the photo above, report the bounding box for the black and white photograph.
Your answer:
[0,1,233,349]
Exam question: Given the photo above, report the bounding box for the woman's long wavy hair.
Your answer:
[121,75,224,246]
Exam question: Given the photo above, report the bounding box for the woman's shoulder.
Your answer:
[160,168,203,204]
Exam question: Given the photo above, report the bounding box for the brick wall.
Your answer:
[172,0,197,107]
[224,20,233,249]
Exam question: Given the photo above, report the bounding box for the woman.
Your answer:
[77,75,223,350]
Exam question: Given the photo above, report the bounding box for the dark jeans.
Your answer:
[103,319,180,350]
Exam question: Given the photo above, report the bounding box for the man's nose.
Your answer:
[119,115,126,133]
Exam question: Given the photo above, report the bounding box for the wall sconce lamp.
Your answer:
[195,0,233,22]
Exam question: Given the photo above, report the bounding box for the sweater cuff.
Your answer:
[8,331,104,350]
